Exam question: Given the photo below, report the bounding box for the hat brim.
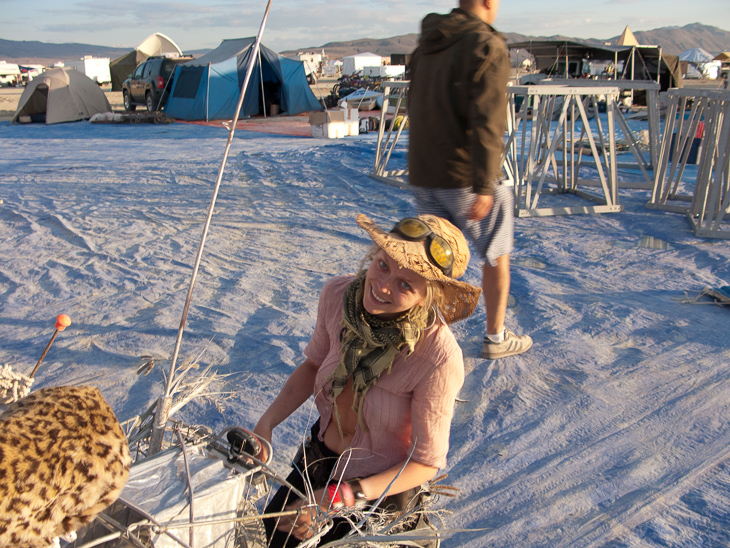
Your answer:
[357,214,481,323]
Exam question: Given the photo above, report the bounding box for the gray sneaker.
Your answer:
[482,329,533,359]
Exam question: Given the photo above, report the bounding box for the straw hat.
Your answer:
[357,213,481,324]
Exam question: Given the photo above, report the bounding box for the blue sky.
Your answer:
[1,0,729,53]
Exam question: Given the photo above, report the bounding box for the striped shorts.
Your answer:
[412,183,514,267]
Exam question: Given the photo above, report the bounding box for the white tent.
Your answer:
[11,68,111,124]
[680,48,721,79]
[322,60,342,76]
[342,52,382,76]
[109,33,184,91]
[137,33,182,57]
[679,48,713,63]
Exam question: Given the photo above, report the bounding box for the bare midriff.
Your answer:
[323,378,358,455]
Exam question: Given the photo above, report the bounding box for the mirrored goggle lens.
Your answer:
[429,235,454,273]
[394,218,431,240]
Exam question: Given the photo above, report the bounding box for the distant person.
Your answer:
[255,213,480,546]
[407,0,533,359]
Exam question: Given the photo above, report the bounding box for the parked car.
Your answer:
[122,56,193,112]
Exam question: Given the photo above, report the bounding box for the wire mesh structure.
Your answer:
[649,88,730,239]
[370,80,663,219]
[67,416,450,548]
[505,84,624,217]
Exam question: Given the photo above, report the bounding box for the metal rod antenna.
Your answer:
[149,0,274,454]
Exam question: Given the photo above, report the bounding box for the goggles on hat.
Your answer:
[390,218,454,277]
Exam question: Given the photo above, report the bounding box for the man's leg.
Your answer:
[481,251,532,359]
[476,184,531,359]
[413,185,532,358]
[483,254,510,335]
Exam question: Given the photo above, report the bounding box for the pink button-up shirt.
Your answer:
[304,275,465,480]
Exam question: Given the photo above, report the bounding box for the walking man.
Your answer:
[408,0,532,359]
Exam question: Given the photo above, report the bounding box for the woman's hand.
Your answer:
[252,423,272,464]
[276,488,327,540]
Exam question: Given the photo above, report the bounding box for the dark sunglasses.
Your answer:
[390,218,454,277]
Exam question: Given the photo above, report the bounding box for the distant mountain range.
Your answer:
[0,38,206,65]
[280,23,730,59]
[1,22,728,66]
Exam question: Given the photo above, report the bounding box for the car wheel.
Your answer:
[123,90,136,112]
[146,93,155,112]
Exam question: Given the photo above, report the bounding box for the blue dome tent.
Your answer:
[165,38,323,121]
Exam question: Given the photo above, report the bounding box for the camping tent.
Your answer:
[679,48,713,64]
[110,33,183,91]
[164,38,323,121]
[342,53,382,76]
[11,68,111,124]
[680,48,721,79]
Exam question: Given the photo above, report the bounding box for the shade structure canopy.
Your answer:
[508,40,683,90]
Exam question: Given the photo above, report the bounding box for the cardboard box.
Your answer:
[310,108,359,138]
[310,120,359,139]
[309,108,358,125]
[344,120,359,135]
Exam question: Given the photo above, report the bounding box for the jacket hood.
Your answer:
[418,8,494,54]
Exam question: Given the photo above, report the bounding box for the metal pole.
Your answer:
[259,48,266,117]
[631,47,636,105]
[206,62,211,122]
[149,0,275,455]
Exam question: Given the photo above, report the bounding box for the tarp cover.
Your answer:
[11,68,111,124]
[110,50,146,91]
[165,38,323,121]
[119,446,246,547]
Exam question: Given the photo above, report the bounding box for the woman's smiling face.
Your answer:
[362,250,427,319]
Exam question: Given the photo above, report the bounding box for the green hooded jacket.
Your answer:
[408,8,509,195]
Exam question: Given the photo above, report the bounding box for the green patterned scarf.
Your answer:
[328,273,420,436]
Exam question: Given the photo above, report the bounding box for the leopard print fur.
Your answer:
[0,386,131,548]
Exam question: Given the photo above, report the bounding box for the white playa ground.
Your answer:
[0,118,729,547]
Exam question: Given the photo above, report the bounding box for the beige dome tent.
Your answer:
[110,33,183,91]
[11,68,111,124]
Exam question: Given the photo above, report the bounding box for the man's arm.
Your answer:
[468,33,510,197]
[469,193,494,221]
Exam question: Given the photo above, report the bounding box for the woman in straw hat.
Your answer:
[255,213,481,547]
